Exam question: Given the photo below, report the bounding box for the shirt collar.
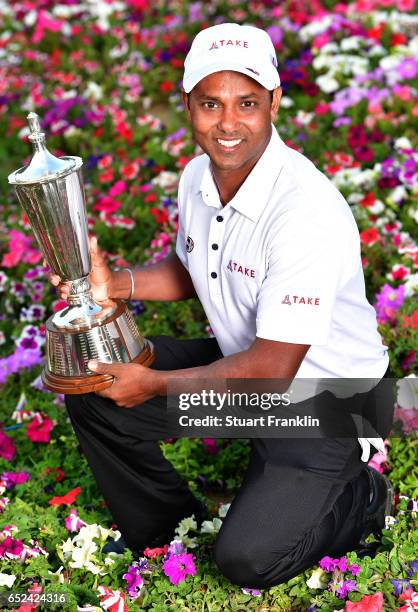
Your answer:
[198,126,286,222]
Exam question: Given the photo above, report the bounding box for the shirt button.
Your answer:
[211,243,219,250]
[216,215,223,222]
[211,272,217,279]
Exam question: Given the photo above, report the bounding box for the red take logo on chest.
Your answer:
[227,260,255,278]
[282,294,320,306]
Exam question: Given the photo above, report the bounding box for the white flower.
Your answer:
[369,200,385,215]
[175,515,197,538]
[218,503,231,518]
[48,566,65,584]
[0,573,16,587]
[404,272,418,298]
[23,10,37,27]
[316,73,340,94]
[84,82,103,101]
[69,541,98,569]
[280,96,294,108]
[200,518,223,534]
[307,567,328,589]
[340,36,362,51]
[152,171,179,192]
[388,185,407,204]
[296,110,314,126]
[396,376,418,410]
[395,137,413,150]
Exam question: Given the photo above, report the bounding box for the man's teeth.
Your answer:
[217,139,242,147]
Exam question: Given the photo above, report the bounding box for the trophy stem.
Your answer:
[52,276,117,331]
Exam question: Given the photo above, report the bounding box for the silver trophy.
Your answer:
[8,113,154,394]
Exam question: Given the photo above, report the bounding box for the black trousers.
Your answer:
[65,335,390,588]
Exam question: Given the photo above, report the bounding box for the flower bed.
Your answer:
[0,0,416,610]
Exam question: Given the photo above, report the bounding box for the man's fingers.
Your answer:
[49,273,61,286]
[87,360,127,375]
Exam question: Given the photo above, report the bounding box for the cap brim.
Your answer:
[183,61,280,93]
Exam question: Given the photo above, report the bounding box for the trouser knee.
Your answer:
[214,535,280,589]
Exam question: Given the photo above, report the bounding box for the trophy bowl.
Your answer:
[8,113,154,394]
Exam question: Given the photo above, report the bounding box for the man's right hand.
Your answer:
[48,236,114,303]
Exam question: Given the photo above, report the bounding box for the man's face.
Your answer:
[182,71,281,175]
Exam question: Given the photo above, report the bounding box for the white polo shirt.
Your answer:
[176,126,389,380]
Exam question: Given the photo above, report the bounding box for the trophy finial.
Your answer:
[27,112,45,144]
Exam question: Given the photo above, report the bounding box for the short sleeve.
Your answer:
[256,214,352,346]
[175,171,189,270]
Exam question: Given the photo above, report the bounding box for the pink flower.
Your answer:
[64,509,87,533]
[368,440,388,474]
[26,413,53,443]
[109,180,127,197]
[0,431,16,462]
[0,535,25,560]
[345,592,384,611]
[162,552,196,585]
[398,588,418,611]
[396,0,415,10]
[97,586,128,612]
[1,230,42,268]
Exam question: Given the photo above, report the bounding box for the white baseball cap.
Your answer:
[183,23,281,93]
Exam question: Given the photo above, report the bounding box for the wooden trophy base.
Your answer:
[41,343,155,394]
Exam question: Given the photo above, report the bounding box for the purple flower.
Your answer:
[123,564,144,599]
[398,57,418,80]
[162,552,196,585]
[167,540,185,556]
[266,25,282,47]
[335,579,357,599]
[391,578,411,596]
[374,284,405,323]
[337,557,347,572]
[348,563,361,576]
[407,560,418,577]
[407,499,418,511]
[1,471,30,489]
[242,587,261,596]
[319,556,339,572]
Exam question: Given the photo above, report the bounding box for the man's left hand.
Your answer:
[87,360,162,408]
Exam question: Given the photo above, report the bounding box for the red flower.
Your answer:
[345,591,384,611]
[26,413,53,443]
[120,161,139,180]
[99,168,114,183]
[49,486,81,506]
[143,544,169,558]
[391,33,407,46]
[402,311,418,329]
[353,146,374,163]
[360,193,376,208]
[150,208,169,224]
[160,80,174,93]
[360,227,379,246]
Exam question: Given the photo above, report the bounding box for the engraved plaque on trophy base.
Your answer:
[41,300,155,394]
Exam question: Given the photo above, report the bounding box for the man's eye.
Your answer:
[242,101,256,107]
[203,102,218,109]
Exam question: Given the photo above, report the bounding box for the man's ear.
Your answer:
[270,87,282,122]
[182,89,192,119]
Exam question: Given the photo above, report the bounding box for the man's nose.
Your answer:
[218,105,240,133]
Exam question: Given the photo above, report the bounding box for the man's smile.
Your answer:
[216,138,243,151]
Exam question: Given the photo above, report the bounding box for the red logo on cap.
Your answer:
[209,40,249,50]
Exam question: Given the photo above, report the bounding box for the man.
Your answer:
[53,24,394,588]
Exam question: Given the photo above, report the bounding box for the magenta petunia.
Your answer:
[0,431,16,462]
[162,552,196,585]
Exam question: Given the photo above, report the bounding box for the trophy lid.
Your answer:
[8,112,82,185]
